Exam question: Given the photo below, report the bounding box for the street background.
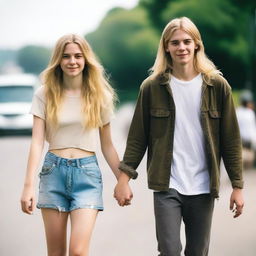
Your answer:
[0,105,256,256]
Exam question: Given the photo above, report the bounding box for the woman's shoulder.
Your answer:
[34,85,46,101]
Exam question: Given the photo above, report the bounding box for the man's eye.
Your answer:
[184,40,192,44]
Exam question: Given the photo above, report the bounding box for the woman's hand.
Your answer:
[20,185,36,215]
[114,172,133,206]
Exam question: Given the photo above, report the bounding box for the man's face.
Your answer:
[166,29,198,67]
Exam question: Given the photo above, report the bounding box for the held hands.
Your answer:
[114,172,133,207]
[20,185,36,215]
[230,188,244,218]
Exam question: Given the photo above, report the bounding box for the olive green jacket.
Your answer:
[119,73,244,198]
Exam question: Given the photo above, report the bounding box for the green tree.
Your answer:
[86,7,159,101]
[17,45,51,74]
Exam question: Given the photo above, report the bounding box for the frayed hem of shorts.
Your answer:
[70,205,104,212]
[37,204,104,212]
[37,204,69,212]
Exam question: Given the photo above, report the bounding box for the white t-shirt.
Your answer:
[169,73,210,195]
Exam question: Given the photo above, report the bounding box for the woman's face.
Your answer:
[60,43,85,79]
[165,29,197,67]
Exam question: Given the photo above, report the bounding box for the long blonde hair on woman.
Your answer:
[150,17,221,81]
[41,34,116,128]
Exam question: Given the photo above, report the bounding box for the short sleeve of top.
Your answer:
[29,86,46,120]
[101,104,115,125]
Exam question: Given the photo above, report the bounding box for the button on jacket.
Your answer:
[119,72,244,198]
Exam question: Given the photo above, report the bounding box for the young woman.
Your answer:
[20,34,120,256]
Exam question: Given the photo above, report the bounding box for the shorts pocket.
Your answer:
[80,162,102,179]
[39,163,56,177]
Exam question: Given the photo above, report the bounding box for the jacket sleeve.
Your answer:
[220,82,244,189]
[119,80,151,179]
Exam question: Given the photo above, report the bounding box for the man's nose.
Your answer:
[178,42,185,50]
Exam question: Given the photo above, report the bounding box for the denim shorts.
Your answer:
[37,152,103,212]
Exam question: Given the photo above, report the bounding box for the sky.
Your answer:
[0,0,138,49]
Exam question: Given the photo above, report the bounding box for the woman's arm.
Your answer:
[20,116,45,214]
[99,123,120,180]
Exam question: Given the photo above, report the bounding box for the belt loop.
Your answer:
[76,159,81,168]
[56,156,61,167]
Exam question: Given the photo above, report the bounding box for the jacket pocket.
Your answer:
[207,110,221,138]
[150,109,170,138]
[150,109,170,117]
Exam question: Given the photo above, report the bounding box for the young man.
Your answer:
[114,17,244,256]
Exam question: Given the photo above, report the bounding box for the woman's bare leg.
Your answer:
[69,209,98,256]
[41,209,69,256]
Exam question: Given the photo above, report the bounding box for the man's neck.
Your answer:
[172,64,199,81]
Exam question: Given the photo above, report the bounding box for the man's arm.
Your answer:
[114,80,151,206]
[220,82,244,217]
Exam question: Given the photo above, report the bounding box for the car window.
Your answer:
[0,86,34,103]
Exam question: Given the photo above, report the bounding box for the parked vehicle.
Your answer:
[0,73,39,135]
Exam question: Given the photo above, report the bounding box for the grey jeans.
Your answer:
[154,189,214,256]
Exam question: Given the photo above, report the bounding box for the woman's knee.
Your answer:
[48,249,66,256]
[69,246,88,256]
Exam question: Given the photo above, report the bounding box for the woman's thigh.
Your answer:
[41,209,69,255]
[69,209,98,256]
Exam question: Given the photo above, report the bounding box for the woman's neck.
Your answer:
[62,75,83,97]
[63,75,83,90]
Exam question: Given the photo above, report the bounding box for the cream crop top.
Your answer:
[30,86,114,152]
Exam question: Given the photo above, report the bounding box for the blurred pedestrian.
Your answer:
[20,34,120,256]
[236,92,256,169]
[114,17,244,256]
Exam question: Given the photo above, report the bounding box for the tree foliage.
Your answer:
[86,7,159,101]
[17,45,51,74]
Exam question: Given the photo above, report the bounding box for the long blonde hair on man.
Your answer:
[41,34,116,128]
[150,17,221,81]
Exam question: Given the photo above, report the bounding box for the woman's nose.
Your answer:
[69,56,76,64]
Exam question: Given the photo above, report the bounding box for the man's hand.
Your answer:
[114,172,133,207]
[230,188,244,218]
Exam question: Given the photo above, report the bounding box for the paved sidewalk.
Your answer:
[0,104,255,256]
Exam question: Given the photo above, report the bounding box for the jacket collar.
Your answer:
[156,71,214,87]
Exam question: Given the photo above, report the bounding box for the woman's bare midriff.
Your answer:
[49,148,95,159]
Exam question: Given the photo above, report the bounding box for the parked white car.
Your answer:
[0,73,39,135]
